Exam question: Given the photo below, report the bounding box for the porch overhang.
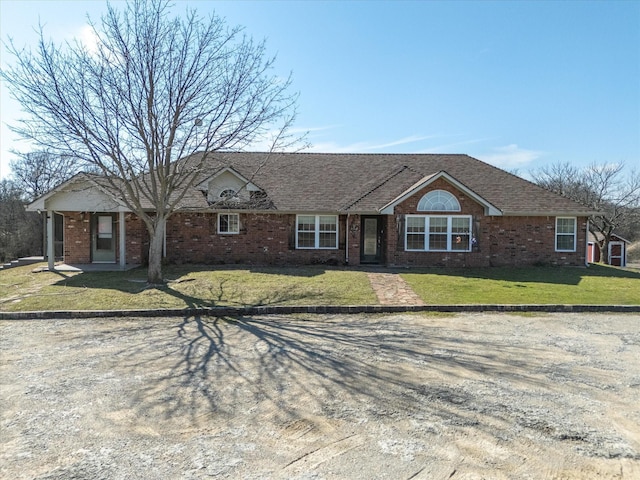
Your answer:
[26,173,129,213]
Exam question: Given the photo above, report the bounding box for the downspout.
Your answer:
[119,211,126,269]
[585,218,590,267]
[345,214,350,265]
[47,211,55,271]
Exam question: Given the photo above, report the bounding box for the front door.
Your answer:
[92,214,116,263]
[360,216,384,264]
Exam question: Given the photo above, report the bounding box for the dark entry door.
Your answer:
[54,213,64,259]
[360,216,384,264]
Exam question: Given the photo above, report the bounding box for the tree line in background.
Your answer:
[0,151,77,263]
[531,162,640,263]
[1,150,639,266]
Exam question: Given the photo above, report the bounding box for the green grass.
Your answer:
[401,264,640,305]
[1,263,639,312]
[0,264,377,312]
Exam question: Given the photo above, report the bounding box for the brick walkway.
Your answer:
[366,272,425,306]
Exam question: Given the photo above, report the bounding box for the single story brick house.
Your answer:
[28,152,597,269]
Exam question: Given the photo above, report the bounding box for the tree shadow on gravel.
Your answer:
[107,313,618,451]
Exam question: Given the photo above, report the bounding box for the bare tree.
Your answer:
[9,150,78,201]
[532,162,640,264]
[8,150,80,260]
[2,0,299,283]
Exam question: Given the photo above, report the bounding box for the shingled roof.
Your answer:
[29,152,596,216]
[179,152,595,216]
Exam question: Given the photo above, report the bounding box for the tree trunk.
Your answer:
[597,240,608,265]
[147,216,166,284]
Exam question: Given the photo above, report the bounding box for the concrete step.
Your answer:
[0,256,45,271]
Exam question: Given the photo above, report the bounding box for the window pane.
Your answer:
[96,237,112,250]
[429,217,448,233]
[429,234,447,250]
[297,215,316,231]
[220,214,239,233]
[229,215,239,232]
[407,233,425,250]
[98,216,112,238]
[557,218,575,234]
[319,232,337,248]
[556,235,574,251]
[418,190,461,212]
[298,232,315,248]
[407,216,425,233]
[319,216,337,232]
[556,218,576,251]
[451,217,470,233]
[219,189,237,199]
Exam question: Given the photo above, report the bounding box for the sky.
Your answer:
[0,0,638,181]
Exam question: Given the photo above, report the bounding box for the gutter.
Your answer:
[500,211,601,216]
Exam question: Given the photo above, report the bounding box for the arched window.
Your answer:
[219,188,237,199]
[417,190,461,212]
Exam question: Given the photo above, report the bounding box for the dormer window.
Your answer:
[219,188,237,200]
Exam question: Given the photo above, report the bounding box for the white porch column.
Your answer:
[47,213,55,271]
[119,211,126,269]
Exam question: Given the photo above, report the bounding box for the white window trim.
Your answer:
[405,215,472,252]
[296,214,339,250]
[218,213,240,234]
[555,217,577,252]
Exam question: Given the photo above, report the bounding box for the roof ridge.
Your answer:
[215,151,469,157]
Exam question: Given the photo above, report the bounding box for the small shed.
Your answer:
[587,232,629,267]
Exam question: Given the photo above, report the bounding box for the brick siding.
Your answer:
[164,212,347,266]
[59,178,587,267]
[62,212,92,264]
[386,179,587,267]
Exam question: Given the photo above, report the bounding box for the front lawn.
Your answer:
[401,264,640,305]
[1,263,638,312]
[0,264,377,312]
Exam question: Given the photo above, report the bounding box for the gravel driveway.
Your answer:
[1,313,639,479]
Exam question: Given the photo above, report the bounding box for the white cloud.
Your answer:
[478,144,544,168]
[307,134,438,153]
[76,24,99,55]
[418,136,496,153]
